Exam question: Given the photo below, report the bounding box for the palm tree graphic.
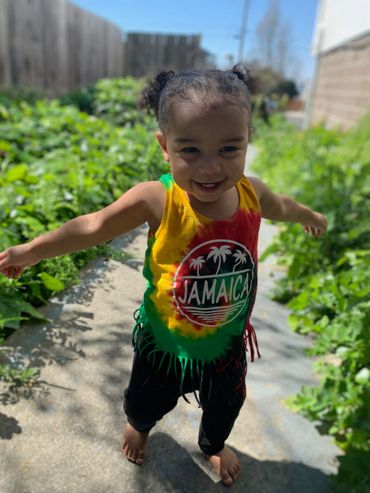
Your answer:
[190,256,205,276]
[207,245,232,275]
[233,249,247,272]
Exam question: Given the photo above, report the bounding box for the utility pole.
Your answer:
[238,0,250,62]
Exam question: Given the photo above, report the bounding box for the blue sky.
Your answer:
[72,0,319,82]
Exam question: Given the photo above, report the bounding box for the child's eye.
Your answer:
[221,146,239,153]
[181,147,198,154]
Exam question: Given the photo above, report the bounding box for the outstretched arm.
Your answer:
[0,181,161,278]
[249,177,328,236]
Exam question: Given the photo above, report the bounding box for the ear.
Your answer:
[155,131,170,162]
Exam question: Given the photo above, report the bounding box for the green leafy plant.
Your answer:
[252,112,370,492]
[0,80,166,373]
[59,77,150,128]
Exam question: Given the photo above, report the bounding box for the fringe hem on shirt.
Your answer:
[131,306,261,406]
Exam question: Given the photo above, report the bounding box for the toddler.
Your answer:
[0,66,327,486]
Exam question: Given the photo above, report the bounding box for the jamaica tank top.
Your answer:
[133,173,261,381]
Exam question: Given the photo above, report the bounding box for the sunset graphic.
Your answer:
[173,239,255,327]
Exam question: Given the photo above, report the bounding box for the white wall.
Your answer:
[312,0,370,54]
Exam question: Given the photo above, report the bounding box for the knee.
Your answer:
[123,386,179,422]
[223,384,246,416]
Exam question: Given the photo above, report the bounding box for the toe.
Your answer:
[136,450,145,465]
[131,449,138,463]
[126,447,136,462]
[221,471,233,486]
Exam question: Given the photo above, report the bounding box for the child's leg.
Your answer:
[123,348,180,431]
[198,350,247,484]
[122,346,180,464]
[198,387,245,455]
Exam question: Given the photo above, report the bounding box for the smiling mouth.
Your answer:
[194,180,224,190]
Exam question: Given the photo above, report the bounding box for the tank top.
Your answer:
[133,173,261,384]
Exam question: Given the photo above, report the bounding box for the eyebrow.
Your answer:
[174,137,245,144]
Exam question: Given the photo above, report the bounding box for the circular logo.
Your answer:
[173,239,254,327]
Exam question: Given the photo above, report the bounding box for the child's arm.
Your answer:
[249,177,328,236]
[0,181,161,278]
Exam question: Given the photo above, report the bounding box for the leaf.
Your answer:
[6,164,28,182]
[0,295,50,330]
[0,140,12,152]
[39,272,65,292]
[355,368,370,385]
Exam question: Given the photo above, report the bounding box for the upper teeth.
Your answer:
[201,183,216,187]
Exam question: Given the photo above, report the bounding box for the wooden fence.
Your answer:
[123,32,213,77]
[0,0,124,96]
[0,0,215,97]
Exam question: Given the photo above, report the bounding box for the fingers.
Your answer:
[304,226,323,237]
[0,250,11,271]
[13,266,23,278]
[0,249,25,278]
[0,265,23,279]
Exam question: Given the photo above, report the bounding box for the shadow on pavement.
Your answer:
[0,227,146,410]
[132,432,333,493]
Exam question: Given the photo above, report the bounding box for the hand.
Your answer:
[303,211,328,237]
[0,244,40,279]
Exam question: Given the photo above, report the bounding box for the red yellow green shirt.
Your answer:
[133,173,261,379]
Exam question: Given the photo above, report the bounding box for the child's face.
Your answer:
[156,98,249,205]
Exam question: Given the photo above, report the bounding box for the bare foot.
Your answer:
[207,446,241,486]
[121,423,149,465]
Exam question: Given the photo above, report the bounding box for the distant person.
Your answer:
[259,96,270,123]
[253,94,270,123]
[0,66,327,486]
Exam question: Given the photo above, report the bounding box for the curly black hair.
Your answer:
[139,64,253,134]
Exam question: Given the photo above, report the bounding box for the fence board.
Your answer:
[122,32,212,77]
[42,0,68,94]
[0,0,124,95]
[0,0,211,95]
[0,0,10,86]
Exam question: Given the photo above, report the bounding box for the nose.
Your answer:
[198,156,222,176]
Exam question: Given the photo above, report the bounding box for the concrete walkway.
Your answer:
[0,146,340,492]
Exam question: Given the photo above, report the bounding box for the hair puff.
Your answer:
[138,70,175,118]
[231,64,256,94]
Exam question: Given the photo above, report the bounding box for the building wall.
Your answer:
[310,32,370,130]
[312,0,370,55]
